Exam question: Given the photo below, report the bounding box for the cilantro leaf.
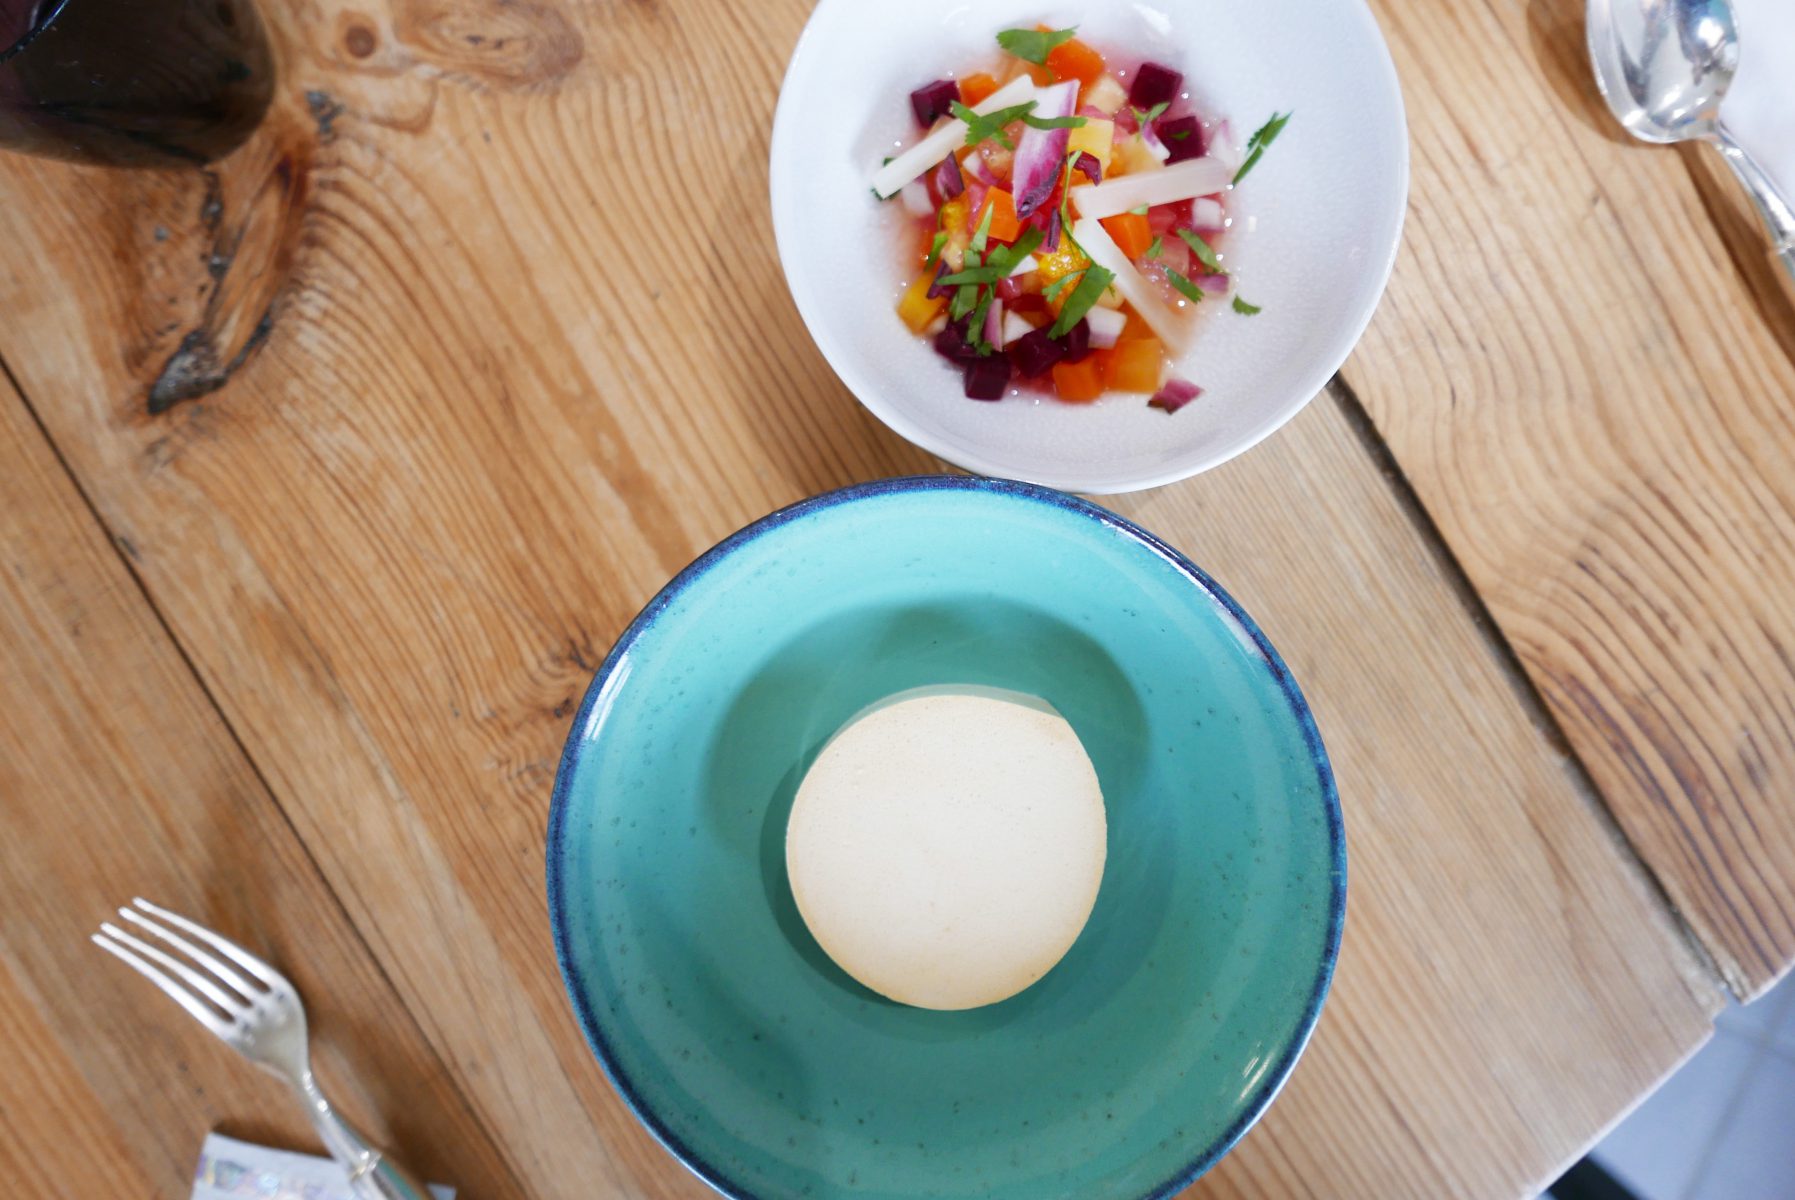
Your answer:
[1164,268,1205,304]
[1175,229,1224,274]
[1231,296,1263,315]
[967,291,996,353]
[970,200,996,255]
[925,230,948,268]
[996,27,1077,65]
[1049,265,1115,337]
[1130,101,1170,129]
[1042,273,1080,302]
[987,227,1044,272]
[1233,111,1292,183]
[1128,204,1149,216]
[936,265,1009,285]
[1146,235,1163,259]
[1021,113,1088,130]
[951,99,1037,151]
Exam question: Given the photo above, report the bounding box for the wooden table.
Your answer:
[2,0,1791,1195]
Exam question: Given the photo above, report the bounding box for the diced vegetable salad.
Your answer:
[874,24,1290,412]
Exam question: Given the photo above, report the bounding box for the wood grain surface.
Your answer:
[0,0,1772,1194]
[1352,0,1795,999]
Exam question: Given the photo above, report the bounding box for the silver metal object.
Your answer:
[93,899,433,1200]
[1588,0,1795,288]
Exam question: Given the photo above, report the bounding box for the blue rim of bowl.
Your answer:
[545,474,1346,1200]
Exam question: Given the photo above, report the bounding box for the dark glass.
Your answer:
[0,0,274,167]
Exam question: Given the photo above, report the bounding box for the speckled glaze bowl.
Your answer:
[547,476,1343,1200]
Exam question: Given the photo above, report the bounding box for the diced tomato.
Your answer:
[1102,336,1165,392]
[897,270,945,333]
[1100,212,1153,260]
[958,72,999,106]
[1052,356,1106,402]
[1047,38,1106,88]
[976,188,1023,243]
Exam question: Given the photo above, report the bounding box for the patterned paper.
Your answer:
[193,1133,454,1200]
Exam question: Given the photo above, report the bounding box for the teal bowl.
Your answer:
[547,476,1343,1200]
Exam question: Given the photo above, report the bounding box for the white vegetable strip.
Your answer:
[1085,305,1126,348]
[1190,197,1226,229]
[900,180,934,216]
[1002,311,1038,347]
[1072,217,1190,351]
[1069,156,1233,219]
[872,78,1038,198]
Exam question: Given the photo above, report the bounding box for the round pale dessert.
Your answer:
[785,686,1107,1010]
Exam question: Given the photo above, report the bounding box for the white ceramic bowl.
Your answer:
[770,0,1408,494]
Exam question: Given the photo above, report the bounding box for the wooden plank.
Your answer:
[0,0,1721,1195]
[0,381,520,1197]
[1345,0,1795,997]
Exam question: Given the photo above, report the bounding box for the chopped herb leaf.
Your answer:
[925,230,948,268]
[1146,235,1163,259]
[970,201,996,255]
[1049,265,1115,337]
[1233,111,1292,183]
[936,265,1009,285]
[987,227,1044,272]
[1231,295,1263,315]
[881,155,894,165]
[1042,273,1080,302]
[1176,229,1225,274]
[1021,113,1088,130]
[1166,128,1192,140]
[967,292,995,353]
[1130,101,1170,129]
[951,99,1037,151]
[996,26,1077,65]
[1165,268,1205,304]
[1128,204,1149,216]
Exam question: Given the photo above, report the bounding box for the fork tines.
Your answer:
[91,898,284,1035]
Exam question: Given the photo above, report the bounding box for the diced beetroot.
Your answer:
[934,320,982,364]
[932,153,964,202]
[1008,326,1066,377]
[1157,114,1205,162]
[963,354,1012,400]
[995,275,1024,301]
[1072,151,1103,185]
[910,79,960,127]
[1149,378,1202,413]
[1058,317,1092,363]
[1129,62,1182,109]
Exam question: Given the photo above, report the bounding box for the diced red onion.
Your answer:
[984,297,1005,350]
[1011,80,1079,219]
[1128,62,1183,110]
[1189,197,1225,231]
[965,180,989,224]
[932,153,964,201]
[1072,151,1103,185]
[1085,306,1126,348]
[964,153,999,186]
[1140,122,1171,162]
[1149,377,1202,413]
[1002,310,1036,347]
[1208,119,1243,172]
[1008,326,1066,377]
[995,275,1023,301]
[1189,273,1229,295]
[910,79,960,128]
[925,258,953,299]
[963,354,1012,400]
[900,180,934,217]
[1156,114,1205,163]
[1042,210,1062,253]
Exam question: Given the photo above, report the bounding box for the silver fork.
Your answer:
[93,898,432,1200]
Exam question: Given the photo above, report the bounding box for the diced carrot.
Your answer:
[897,270,945,333]
[1052,356,1106,402]
[958,72,999,106]
[1118,308,1156,342]
[1100,212,1153,260]
[1101,336,1165,393]
[976,188,1022,243]
[1022,60,1055,86]
[1047,38,1106,88]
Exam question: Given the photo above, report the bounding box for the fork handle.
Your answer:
[296,1074,435,1200]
